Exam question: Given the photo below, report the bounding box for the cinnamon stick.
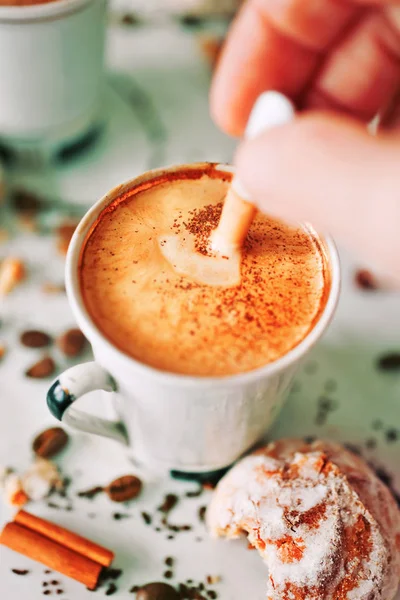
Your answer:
[211,185,256,253]
[0,522,103,589]
[15,510,113,567]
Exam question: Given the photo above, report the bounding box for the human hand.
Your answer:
[211,0,400,281]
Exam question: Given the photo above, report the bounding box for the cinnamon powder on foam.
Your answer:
[79,171,329,377]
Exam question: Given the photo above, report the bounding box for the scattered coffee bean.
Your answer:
[11,569,30,575]
[136,582,179,600]
[56,328,86,357]
[56,591,64,595]
[32,427,69,459]
[315,396,338,426]
[113,512,131,520]
[105,582,118,596]
[43,582,49,587]
[158,494,178,513]
[165,557,174,567]
[121,12,140,25]
[180,14,203,27]
[164,571,173,579]
[198,506,206,522]
[207,591,217,599]
[185,486,203,498]
[100,568,123,582]
[354,268,379,290]
[12,188,43,213]
[77,485,104,500]
[106,475,142,503]
[21,329,52,348]
[377,352,400,371]
[141,511,152,525]
[167,535,174,540]
[130,586,140,593]
[44,570,52,574]
[26,356,56,378]
[386,428,399,443]
[51,581,59,586]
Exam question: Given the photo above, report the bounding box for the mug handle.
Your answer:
[46,361,129,445]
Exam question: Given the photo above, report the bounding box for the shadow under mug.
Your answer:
[46,163,341,475]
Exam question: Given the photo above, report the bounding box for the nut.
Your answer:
[56,328,86,357]
[21,330,52,349]
[22,458,63,502]
[25,356,56,379]
[32,427,69,459]
[0,258,26,296]
[3,473,29,507]
[105,475,142,503]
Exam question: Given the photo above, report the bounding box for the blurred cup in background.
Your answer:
[0,0,107,165]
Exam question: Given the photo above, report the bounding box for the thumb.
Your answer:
[235,112,400,283]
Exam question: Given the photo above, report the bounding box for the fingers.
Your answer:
[210,0,358,136]
[304,10,400,121]
[211,1,400,137]
[235,113,400,281]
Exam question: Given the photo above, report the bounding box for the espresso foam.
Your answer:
[80,169,329,377]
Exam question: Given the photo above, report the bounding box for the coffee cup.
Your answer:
[46,163,340,475]
[0,0,107,165]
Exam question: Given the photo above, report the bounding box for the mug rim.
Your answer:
[66,162,341,389]
[0,0,96,22]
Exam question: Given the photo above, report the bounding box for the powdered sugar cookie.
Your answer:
[207,439,400,600]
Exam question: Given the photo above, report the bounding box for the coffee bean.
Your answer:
[165,557,174,567]
[141,511,152,525]
[12,189,43,213]
[355,269,378,290]
[121,12,141,26]
[32,427,69,458]
[77,486,104,500]
[136,582,179,600]
[26,356,56,378]
[105,582,118,596]
[198,506,206,522]
[21,330,52,348]
[158,494,178,513]
[377,352,400,371]
[163,571,173,579]
[56,328,86,357]
[105,475,142,503]
[11,569,30,575]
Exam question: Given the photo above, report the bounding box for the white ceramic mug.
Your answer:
[46,163,341,475]
[0,0,107,163]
